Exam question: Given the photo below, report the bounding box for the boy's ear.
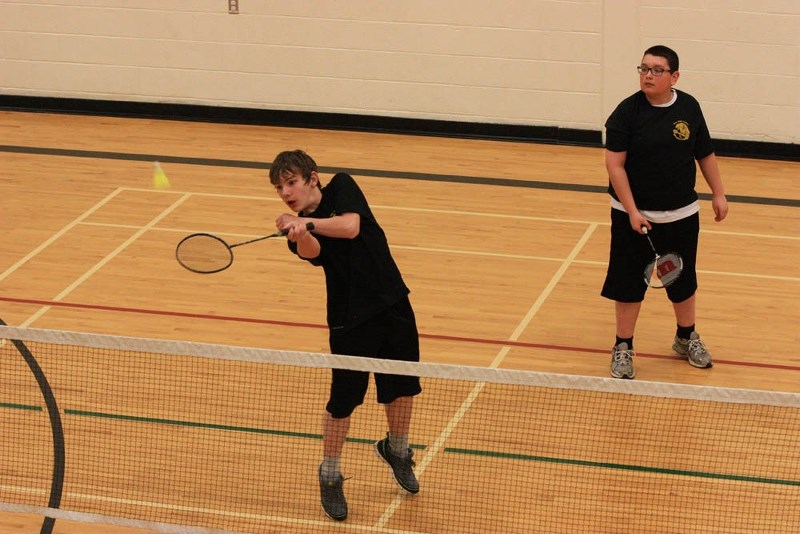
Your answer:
[309,171,319,187]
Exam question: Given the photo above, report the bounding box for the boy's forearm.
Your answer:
[698,153,725,196]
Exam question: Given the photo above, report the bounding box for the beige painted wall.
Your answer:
[1,0,798,144]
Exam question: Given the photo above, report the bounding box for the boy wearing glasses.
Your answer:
[601,45,729,379]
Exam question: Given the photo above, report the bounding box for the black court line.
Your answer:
[1,144,798,207]
[1,317,65,534]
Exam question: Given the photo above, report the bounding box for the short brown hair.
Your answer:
[269,149,319,186]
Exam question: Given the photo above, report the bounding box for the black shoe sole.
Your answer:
[322,506,347,522]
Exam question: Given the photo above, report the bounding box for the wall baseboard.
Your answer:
[1,95,797,161]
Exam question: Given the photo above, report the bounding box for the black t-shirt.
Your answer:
[605,89,715,210]
[288,172,410,330]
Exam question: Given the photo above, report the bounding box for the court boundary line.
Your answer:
[377,224,597,527]
[0,496,425,534]
[0,121,796,534]
[1,144,797,207]
[2,296,799,372]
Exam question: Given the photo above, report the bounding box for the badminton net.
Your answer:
[1,326,798,533]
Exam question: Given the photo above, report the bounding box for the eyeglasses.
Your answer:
[637,65,672,77]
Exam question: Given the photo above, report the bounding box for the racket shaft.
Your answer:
[230,230,288,248]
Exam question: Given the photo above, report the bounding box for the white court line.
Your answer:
[496,223,598,360]
[122,187,800,241]
[18,194,193,327]
[3,190,428,533]
[0,486,424,534]
[0,188,126,284]
[79,219,800,282]
[700,228,800,240]
[374,224,599,529]
[79,186,800,252]
[6,186,797,529]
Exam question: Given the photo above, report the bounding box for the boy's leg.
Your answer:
[376,395,419,494]
[615,300,641,338]
[322,412,350,472]
[671,294,712,368]
[672,294,695,327]
[611,301,640,379]
[318,412,351,521]
[385,395,413,438]
[319,364,368,522]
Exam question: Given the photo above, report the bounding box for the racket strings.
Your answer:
[644,253,683,288]
[176,234,234,273]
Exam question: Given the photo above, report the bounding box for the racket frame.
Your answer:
[175,222,314,274]
[641,226,683,289]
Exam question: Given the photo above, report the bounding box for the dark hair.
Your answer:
[643,45,679,72]
[269,149,321,187]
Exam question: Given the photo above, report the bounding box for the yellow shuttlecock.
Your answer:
[153,161,171,190]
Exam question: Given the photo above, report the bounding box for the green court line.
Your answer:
[0,402,43,412]
[445,447,800,487]
[47,408,800,487]
[66,409,320,440]
[65,409,426,449]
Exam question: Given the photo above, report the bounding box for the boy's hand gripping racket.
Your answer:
[641,226,683,288]
[176,222,315,274]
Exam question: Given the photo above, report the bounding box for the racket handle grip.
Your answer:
[277,222,315,236]
[640,225,648,234]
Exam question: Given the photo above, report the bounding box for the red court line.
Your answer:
[1,296,798,372]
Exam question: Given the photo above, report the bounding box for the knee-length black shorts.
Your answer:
[326,297,422,419]
[601,209,699,303]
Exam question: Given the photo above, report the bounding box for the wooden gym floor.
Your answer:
[0,111,798,533]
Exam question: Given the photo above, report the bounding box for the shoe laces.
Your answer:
[403,455,416,470]
[613,349,633,364]
[687,337,708,356]
[391,448,416,471]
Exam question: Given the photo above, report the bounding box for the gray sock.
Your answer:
[320,456,340,482]
[388,433,409,458]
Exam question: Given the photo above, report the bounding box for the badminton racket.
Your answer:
[176,222,315,274]
[641,226,683,288]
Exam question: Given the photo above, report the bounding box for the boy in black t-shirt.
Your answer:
[270,150,422,521]
[602,45,729,379]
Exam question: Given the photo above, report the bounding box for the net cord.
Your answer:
[2,326,798,409]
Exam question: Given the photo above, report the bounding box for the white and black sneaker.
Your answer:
[673,332,713,368]
[611,342,636,379]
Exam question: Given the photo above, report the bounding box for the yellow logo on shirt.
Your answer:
[673,121,690,141]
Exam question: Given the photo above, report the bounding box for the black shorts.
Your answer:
[326,297,422,419]
[601,209,699,303]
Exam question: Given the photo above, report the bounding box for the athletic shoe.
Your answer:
[610,342,636,379]
[318,465,347,521]
[374,434,420,494]
[673,331,713,368]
